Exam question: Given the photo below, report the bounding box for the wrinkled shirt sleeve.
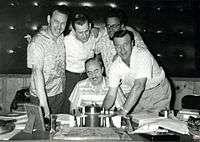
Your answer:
[27,42,44,69]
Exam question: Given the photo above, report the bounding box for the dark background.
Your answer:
[0,0,199,77]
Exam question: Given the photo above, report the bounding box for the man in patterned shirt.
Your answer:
[69,57,124,112]
[27,6,69,117]
[95,9,147,76]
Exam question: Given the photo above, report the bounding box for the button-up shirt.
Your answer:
[64,31,101,73]
[95,26,148,75]
[109,46,165,93]
[27,27,65,97]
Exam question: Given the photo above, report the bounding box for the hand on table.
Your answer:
[116,108,128,116]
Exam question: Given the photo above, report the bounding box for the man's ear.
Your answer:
[47,15,50,25]
[131,40,135,46]
[88,23,91,29]
[101,67,104,74]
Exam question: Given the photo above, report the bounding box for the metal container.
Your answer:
[85,104,101,127]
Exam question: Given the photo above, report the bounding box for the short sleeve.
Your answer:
[69,83,81,109]
[108,62,121,88]
[134,51,152,79]
[27,42,44,69]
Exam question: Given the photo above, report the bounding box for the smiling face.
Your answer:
[113,33,133,62]
[74,22,91,43]
[86,60,104,86]
[47,10,68,39]
[106,17,122,39]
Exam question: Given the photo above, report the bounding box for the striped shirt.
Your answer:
[69,77,124,109]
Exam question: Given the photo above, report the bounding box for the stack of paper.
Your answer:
[130,112,165,127]
[132,118,189,135]
[157,119,189,134]
[56,114,75,127]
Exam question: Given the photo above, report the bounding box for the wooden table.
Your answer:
[7,130,195,142]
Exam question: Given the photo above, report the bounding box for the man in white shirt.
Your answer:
[95,8,147,75]
[69,57,124,112]
[63,14,103,113]
[103,30,171,115]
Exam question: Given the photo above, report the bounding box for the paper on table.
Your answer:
[130,112,165,127]
[56,114,75,127]
[132,118,189,135]
[131,122,159,134]
[111,115,121,128]
[157,118,189,135]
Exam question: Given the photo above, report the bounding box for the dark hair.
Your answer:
[85,56,103,70]
[113,30,135,42]
[72,13,90,30]
[48,5,69,17]
[104,8,127,25]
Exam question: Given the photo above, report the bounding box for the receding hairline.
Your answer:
[52,10,68,17]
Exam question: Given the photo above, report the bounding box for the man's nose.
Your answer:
[82,33,87,38]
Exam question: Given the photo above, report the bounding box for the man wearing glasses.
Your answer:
[95,8,147,76]
[69,57,124,112]
[63,14,103,113]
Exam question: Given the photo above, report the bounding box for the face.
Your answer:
[86,60,104,86]
[74,22,91,43]
[106,17,122,39]
[47,10,68,38]
[113,34,133,62]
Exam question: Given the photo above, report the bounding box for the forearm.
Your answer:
[123,90,143,112]
[102,95,115,110]
[32,68,48,106]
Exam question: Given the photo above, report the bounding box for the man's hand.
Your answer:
[116,108,128,116]
[41,104,50,118]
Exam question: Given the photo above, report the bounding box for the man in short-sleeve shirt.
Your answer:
[63,14,103,113]
[103,30,171,115]
[69,57,124,112]
[95,9,147,75]
[27,6,69,117]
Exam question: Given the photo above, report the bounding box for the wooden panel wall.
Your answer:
[0,74,200,113]
[0,74,30,113]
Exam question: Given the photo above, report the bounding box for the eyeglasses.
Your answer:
[106,24,121,29]
[87,69,101,76]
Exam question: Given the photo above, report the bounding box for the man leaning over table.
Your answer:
[27,6,69,117]
[69,57,124,113]
[95,8,147,76]
[63,13,103,113]
[102,30,171,115]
